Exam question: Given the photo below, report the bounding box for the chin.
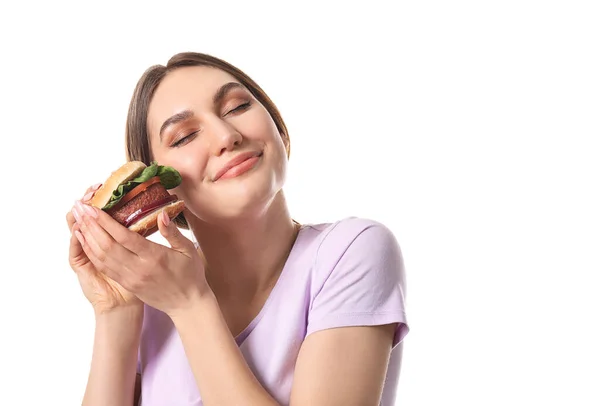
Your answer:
[210,176,283,220]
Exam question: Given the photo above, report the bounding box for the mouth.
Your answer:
[213,151,263,182]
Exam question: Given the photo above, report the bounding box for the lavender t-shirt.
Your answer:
[137,217,409,405]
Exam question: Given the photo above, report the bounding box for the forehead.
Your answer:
[148,66,240,132]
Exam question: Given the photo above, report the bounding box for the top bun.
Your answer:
[89,161,147,209]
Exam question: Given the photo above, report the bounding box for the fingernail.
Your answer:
[92,183,102,190]
[82,191,94,201]
[74,201,85,219]
[74,230,85,246]
[162,210,170,226]
[82,204,97,217]
[72,207,82,223]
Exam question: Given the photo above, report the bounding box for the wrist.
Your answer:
[95,303,144,321]
[168,290,218,328]
[94,305,144,334]
[92,300,144,318]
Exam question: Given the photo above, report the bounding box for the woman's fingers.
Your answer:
[80,203,149,256]
[70,223,102,280]
[82,183,102,203]
[68,223,85,269]
[76,226,109,275]
[78,207,139,285]
[66,183,101,231]
[66,209,77,231]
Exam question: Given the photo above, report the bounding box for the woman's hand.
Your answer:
[74,202,209,318]
[67,184,142,315]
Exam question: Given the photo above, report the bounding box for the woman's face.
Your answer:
[147,66,288,222]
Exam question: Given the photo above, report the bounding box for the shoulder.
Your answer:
[302,217,409,346]
[306,216,401,265]
[302,216,405,287]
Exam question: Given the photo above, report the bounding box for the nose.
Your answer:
[207,117,243,156]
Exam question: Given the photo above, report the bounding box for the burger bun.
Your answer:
[129,199,186,237]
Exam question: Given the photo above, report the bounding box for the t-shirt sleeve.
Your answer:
[306,219,409,348]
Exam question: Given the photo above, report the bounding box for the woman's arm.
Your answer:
[82,306,143,406]
[171,293,279,406]
[290,324,398,405]
[172,295,397,406]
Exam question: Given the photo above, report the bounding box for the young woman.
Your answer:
[67,52,409,406]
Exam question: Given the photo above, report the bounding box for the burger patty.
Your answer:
[109,183,171,225]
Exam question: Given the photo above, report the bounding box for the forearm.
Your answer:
[171,294,279,406]
[82,306,143,406]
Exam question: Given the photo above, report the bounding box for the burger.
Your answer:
[89,161,186,237]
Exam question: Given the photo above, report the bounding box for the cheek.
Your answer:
[249,110,288,167]
[152,149,209,194]
[177,154,210,193]
[244,108,280,143]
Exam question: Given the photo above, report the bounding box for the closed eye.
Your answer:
[171,130,200,148]
[224,101,251,116]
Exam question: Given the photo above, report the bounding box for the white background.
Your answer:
[0,1,598,405]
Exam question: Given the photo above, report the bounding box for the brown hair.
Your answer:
[124,52,291,229]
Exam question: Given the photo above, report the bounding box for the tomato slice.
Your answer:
[108,176,162,213]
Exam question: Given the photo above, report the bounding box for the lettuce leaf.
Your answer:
[156,164,183,189]
[103,162,182,210]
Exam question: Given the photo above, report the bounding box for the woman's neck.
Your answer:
[189,192,300,301]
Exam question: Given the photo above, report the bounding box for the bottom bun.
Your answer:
[128,200,186,237]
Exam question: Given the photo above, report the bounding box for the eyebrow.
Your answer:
[159,82,246,142]
[213,82,245,106]
[159,110,194,142]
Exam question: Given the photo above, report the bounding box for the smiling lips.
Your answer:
[213,151,262,181]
